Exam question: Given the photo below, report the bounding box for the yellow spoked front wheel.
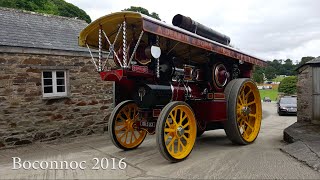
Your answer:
[109,100,147,150]
[224,79,262,144]
[156,101,197,162]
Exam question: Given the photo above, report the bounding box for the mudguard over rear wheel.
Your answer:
[156,101,197,162]
[224,78,262,145]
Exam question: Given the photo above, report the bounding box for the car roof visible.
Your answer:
[282,96,296,98]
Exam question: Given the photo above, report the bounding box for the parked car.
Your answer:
[263,97,271,102]
[277,96,297,116]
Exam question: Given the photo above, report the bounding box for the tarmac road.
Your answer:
[1,102,320,179]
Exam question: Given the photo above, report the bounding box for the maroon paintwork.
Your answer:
[100,68,154,82]
[191,101,227,122]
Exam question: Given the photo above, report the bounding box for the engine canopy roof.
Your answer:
[79,11,267,67]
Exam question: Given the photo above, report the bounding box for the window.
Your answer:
[42,70,68,98]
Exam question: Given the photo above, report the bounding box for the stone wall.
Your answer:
[297,65,312,123]
[0,52,113,149]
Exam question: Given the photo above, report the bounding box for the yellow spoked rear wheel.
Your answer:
[156,101,197,162]
[237,81,262,142]
[224,79,262,144]
[109,100,147,150]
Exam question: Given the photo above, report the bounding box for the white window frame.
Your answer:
[42,70,68,98]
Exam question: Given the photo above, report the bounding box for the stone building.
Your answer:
[296,57,320,124]
[0,8,112,149]
[282,57,320,171]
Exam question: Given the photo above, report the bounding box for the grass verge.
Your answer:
[259,89,278,101]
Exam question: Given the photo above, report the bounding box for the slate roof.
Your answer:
[0,7,88,52]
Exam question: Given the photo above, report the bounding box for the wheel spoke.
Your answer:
[237,108,242,115]
[184,130,190,134]
[132,108,136,118]
[238,119,244,126]
[165,128,175,133]
[115,120,126,126]
[182,122,190,128]
[180,114,187,125]
[243,130,250,139]
[238,96,243,105]
[126,107,131,118]
[164,134,170,142]
[237,116,242,122]
[128,107,131,119]
[115,126,126,133]
[119,131,126,140]
[169,111,178,126]
[241,90,245,104]
[130,130,133,143]
[242,115,249,122]
[124,130,128,143]
[133,114,138,122]
[172,139,176,153]
[169,111,175,121]
[121,110,129,119]
[118,115,127,122]
[249,113,256,118]
[244,121,254,131]
[132,130,137,140]
[246,101,256,106]
[245,89,252,99]
[166,120,171,128]
[179,139,185,152]
[167,136,176,152]
[239,118,245,127]
[182,135,189,143]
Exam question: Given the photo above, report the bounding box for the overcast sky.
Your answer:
[65,0,320,62]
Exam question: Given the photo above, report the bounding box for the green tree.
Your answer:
[253,72,264,84]
[264,66,276,80]
[253,58,301,82]
[123,6,161,20]
[284,59,293,65]
[283,59,295,76]
[0,0,91,23]
[278,76,298,95]
[252,66,264,83]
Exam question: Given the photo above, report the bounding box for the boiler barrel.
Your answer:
[172,14,231,45]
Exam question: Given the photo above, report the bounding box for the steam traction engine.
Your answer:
[79,12,267,162]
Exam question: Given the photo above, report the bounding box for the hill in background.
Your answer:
[0,0,91,23]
